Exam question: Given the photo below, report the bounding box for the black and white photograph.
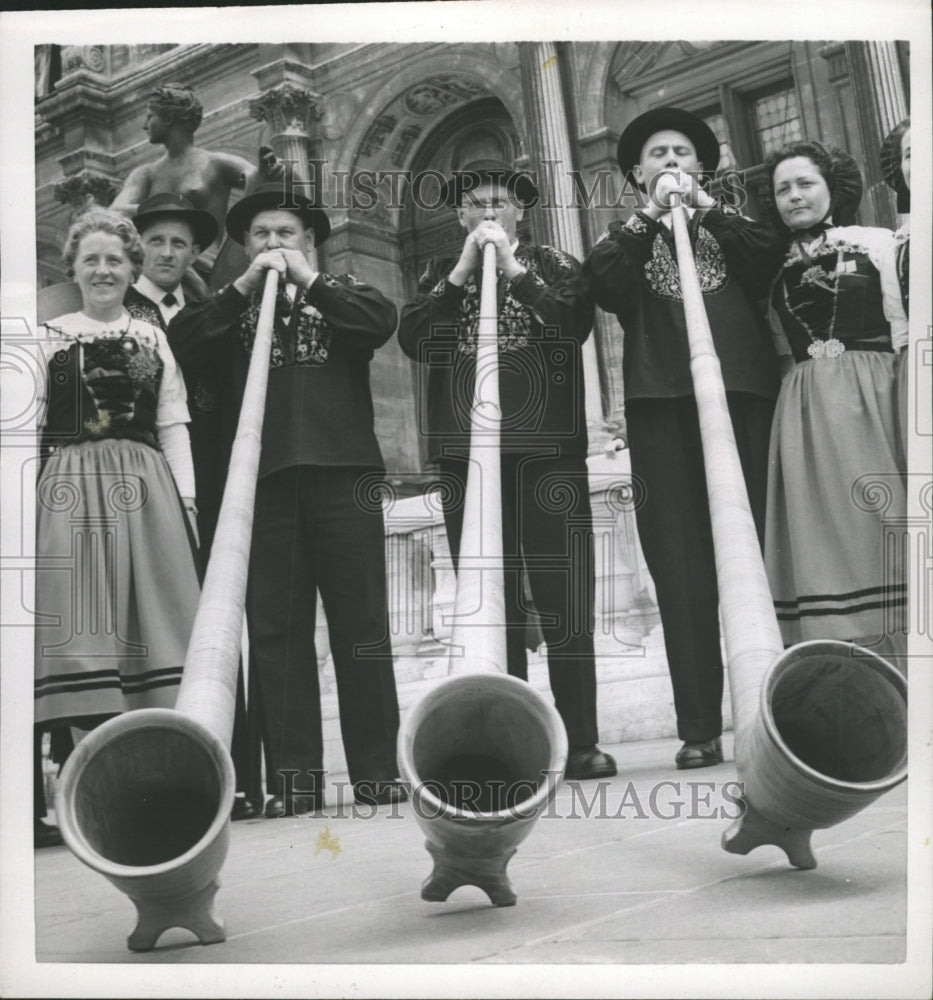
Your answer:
[1,3,931,997]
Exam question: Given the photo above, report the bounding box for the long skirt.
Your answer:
[893,346,909,469]
[765,352,906,655]
[35,438,201,727]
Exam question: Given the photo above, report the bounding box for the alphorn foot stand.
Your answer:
[127,878,225,951]
[421,841,518,906]
[721,798,817,871]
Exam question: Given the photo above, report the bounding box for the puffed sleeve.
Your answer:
[152,324,191,428]
[508,246,594,343]
[397,257,465,361]
[699,207,786,299]
[582,213,657,309]
[303,272,397,355]
[875,230,909,353]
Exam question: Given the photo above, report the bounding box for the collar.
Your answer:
[135,274,185,309]
[658,206,696,230]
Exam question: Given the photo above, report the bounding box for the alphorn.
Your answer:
[397,241,568,906]
[55,269,280,949]
[668,195,907,869]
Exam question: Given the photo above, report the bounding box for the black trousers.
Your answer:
[247,465,401,794]
[625,393,774,742]
[438,453,599,747]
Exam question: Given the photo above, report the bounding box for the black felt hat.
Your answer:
[616,106,721,182]
[133,193,218,249]
[439,159,539,209]
[880,118,910,214]
[225,182,331,246]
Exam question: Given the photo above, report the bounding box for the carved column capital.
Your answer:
[54,171,119,218]
[249,82,322,137]
[60,44,106,77]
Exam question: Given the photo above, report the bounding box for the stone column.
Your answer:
[862,42,909,135]
[249,78,322,185]
[249,62,323,266]
[39,48,121,221]
[845,41,909,227]
[518,41,605,445]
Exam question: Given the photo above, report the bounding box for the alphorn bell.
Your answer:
[397,241,568,906]
[668,193,907,869]
[54,269,280,949]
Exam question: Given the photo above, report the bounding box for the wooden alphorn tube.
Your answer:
[55,269,280,949]
[668,197,907,869]
[397,242,568,905]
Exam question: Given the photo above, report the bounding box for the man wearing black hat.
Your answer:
[169,182,405,815]
[582,108,782,769]
[398,160,617,781]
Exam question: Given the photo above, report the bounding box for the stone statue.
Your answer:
[111,83,282,286]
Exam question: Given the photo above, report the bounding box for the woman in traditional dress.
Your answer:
[879,118,911,465]
[35,209,201,739]
[760,140,908,662]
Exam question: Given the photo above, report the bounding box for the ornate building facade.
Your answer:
[34,41,910,774]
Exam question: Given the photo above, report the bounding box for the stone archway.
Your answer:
[398,95,529,294]
[328,56,529,481]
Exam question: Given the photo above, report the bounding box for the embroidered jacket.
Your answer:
[397,243,594,460]
[581,207,783,401]
[169,272,397,478]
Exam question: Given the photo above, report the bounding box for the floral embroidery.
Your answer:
[623,213,650,235]
[539,245,575,271]
[239,291,331,368]
[782,237,875,270]
[125,298,163,329]
[643,227,727,300]
[799,264,837,291]
[125,343,161,393]
[806,338,846,360]
[44,321,159,351]
[455,250,553,355]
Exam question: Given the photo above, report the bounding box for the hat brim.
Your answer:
[225,188,331,246]
[439,169,539,209]
[617,106,721,181]
[133,207,219,250]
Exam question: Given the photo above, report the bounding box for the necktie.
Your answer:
[162,292,177,307]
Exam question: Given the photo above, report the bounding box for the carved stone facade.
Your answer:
[33,41,908,767]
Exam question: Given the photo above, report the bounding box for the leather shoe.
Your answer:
[231,795,263,821]
[353,779,410,806]
[675,737,723,770]
[264,794,320,818]
[565,745,617,780]
[35,819,64,849]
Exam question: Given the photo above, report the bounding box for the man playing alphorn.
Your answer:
[169,181,406,815]
[582,107,782,769]
[399,159,616,781]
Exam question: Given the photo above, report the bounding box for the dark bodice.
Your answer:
[772,233,894,363]
[42,324,164,455]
